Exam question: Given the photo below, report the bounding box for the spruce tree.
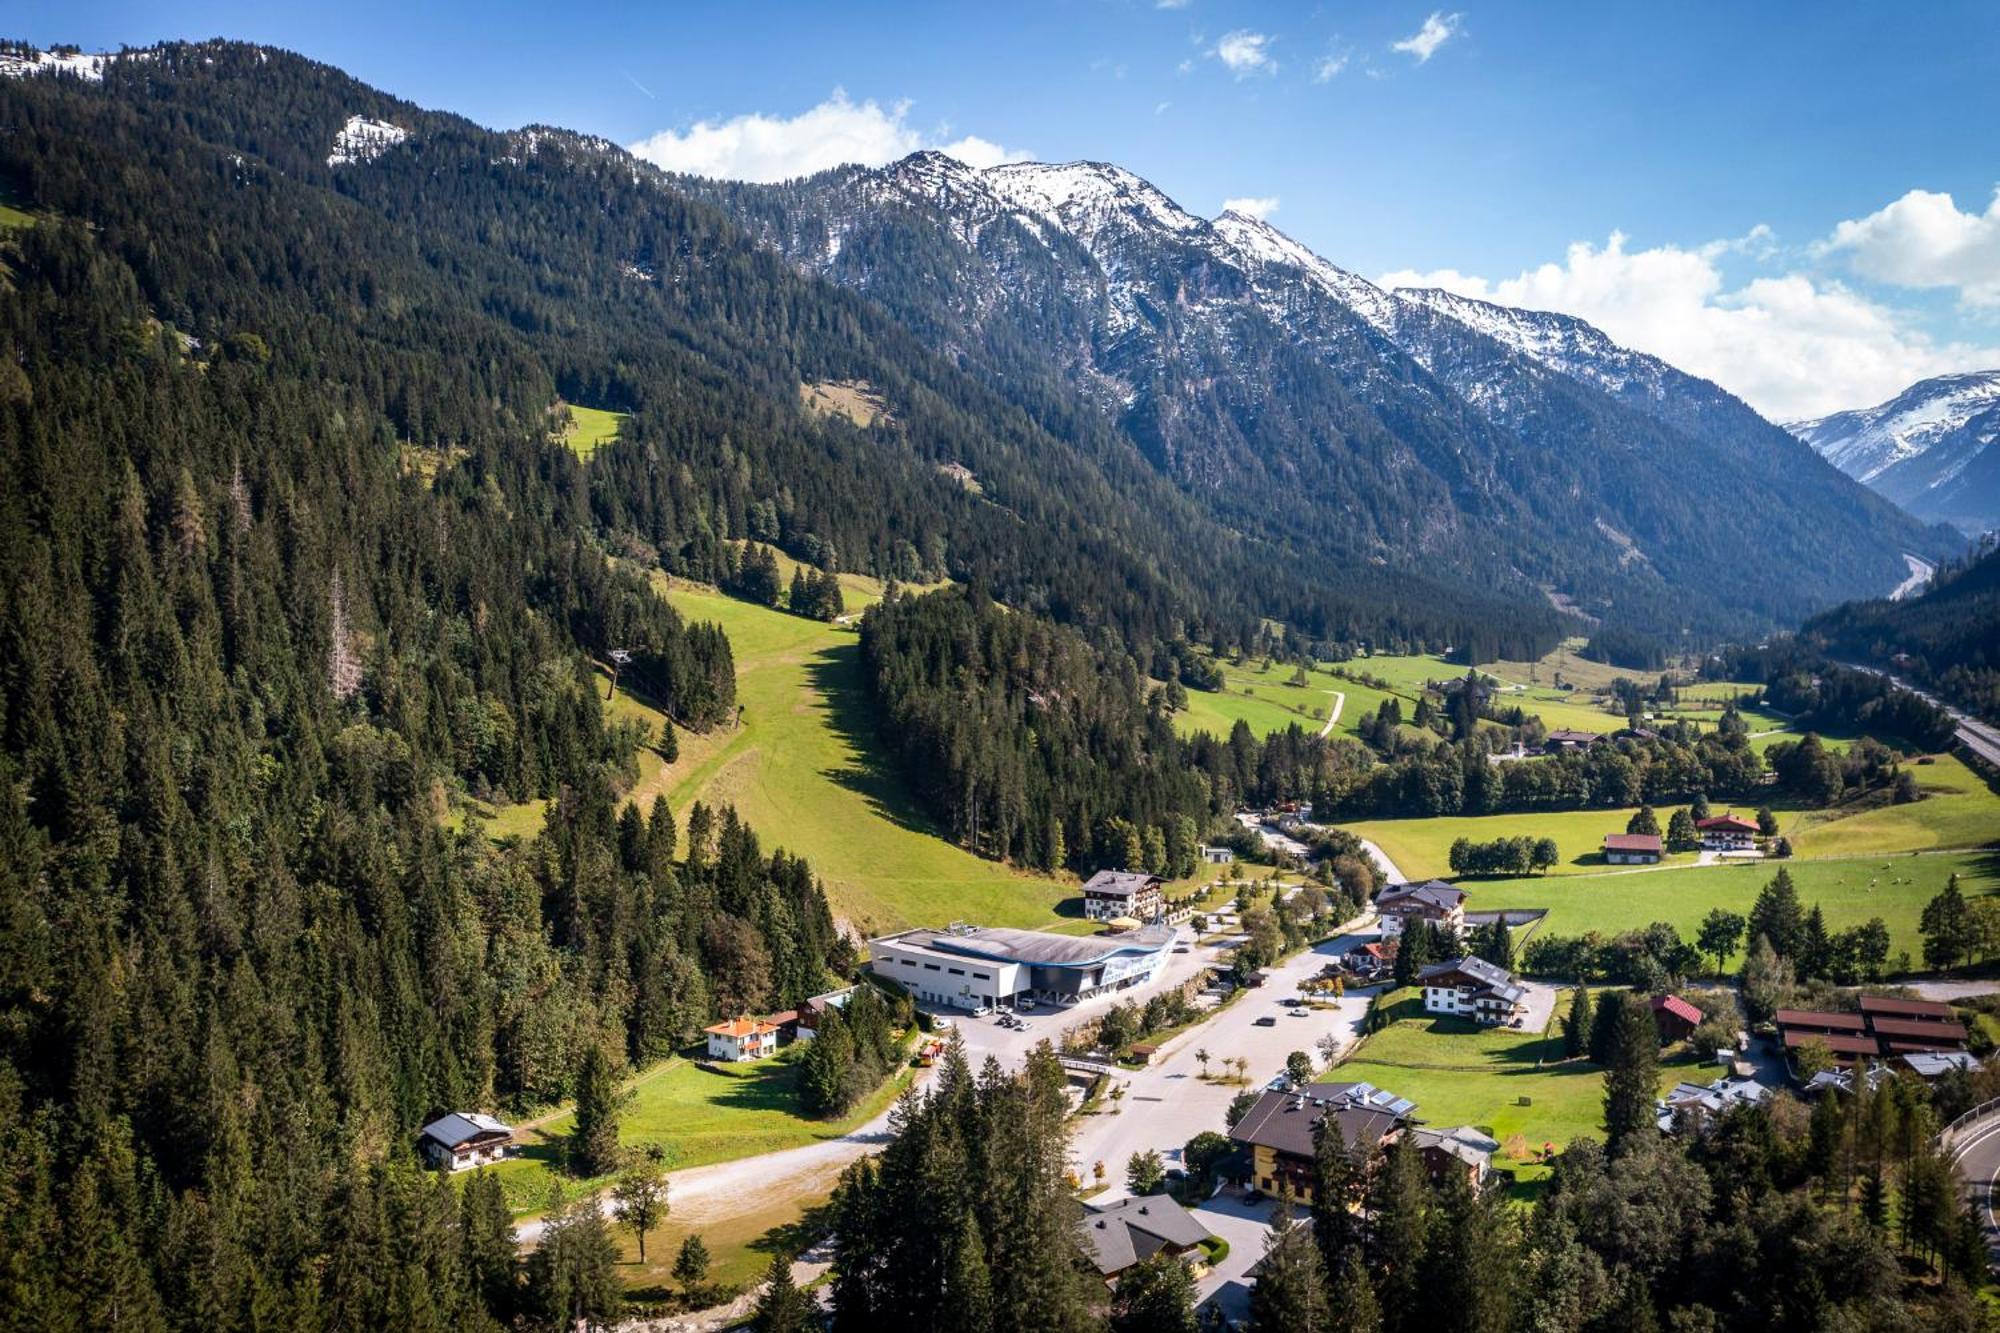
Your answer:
[1603,994,1661,1155]
[1247,1203,1329,1333]
[1111,1251,1198,1333]
[1367,1137,1430,1333]
[571,1044,627,1177]
[752,1252,813,1333]
[1328,1250,1381,1333]
[672,1234,712,1298]
[1563,986,1593,1060]
[1310,1116,1360,1278]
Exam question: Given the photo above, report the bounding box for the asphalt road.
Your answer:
[1949,1110,2000,1260]
[1843,662,2000,770]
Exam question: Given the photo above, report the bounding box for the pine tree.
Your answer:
[1367,1137,1430,1333]
[673,1234,712,1298]
[1748,866,1803,959]
[1327,1251,1381,1333]
[571,1044,628,1177]
[1603,994,1661,1155]
[1563,986,1593,1060]
[1111,1252,1198,1333]
[1310,1116,1360,1278]
[1248,1203,1329,1333]
[752,1252,813,1333]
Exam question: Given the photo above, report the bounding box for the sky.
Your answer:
[16,1,2000,420]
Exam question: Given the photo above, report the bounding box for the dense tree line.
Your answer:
[1802,536,2000,725]
[0,60,872,1331]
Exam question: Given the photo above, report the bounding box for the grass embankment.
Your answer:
[653,575,1068,935]
[1334,986,1689,1197]
[560,404,628,460]
[488,1044,916,1218]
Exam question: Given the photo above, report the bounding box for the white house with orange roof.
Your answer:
[704,1016,780,1062]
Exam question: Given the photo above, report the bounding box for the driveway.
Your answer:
[1190,1191,1282,1326]
[1065,919,1382,1197]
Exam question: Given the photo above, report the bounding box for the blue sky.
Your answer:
[17,1,2000,418]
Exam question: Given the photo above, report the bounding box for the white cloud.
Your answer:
[1212,30,1278,78]
[1222,195,1280,220]
[1391,11,1462,63]
[1379,230,2000,420]
[1313,50,1350,82]
[1156,0,1192,8]
[628,90,1028,183]
[1820,187,2000,307]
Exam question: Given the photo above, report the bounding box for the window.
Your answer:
[948,967,964,976]
[924,963,941,971]
[973,972,991,981]
[900,958,917,967]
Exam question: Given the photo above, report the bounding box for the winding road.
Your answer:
[1944,1104,2000,1264]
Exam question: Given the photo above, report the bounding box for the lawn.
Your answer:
[560,404,627,460]
[487,1044,915,1218]
[1468,849,2000,969]
[654,576,1067,936]
[440,793,551,841]
[1333,987,1690,1191]
[1340,806,1707,880]
[614,1187,834,1306]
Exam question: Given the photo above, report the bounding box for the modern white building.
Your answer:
[870,923,1174,1010]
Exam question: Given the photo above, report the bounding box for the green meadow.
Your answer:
[560,403,628,460]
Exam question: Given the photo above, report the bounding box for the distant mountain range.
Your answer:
[1789,371,2000,535]
[688,152,1961,640]
[0,41,1965,651]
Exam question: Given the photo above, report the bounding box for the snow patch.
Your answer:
[328,115,410,169]
[1,48,112,81]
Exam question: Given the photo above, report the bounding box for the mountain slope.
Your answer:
[1790,371,2000,533]
[1801,538,2000,723]
[689,154,1959,642]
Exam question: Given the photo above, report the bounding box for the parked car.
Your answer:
[1253,1016,1278,1027]
[971,1005,992,1017]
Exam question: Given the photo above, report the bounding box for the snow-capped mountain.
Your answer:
[687,152,1954,634]
[1790,372,2000,533]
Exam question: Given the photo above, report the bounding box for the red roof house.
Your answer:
[1650,994,1703,1043]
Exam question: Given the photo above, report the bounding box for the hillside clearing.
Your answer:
[560,403,627,460]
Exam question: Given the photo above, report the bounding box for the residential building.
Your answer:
[1375,880,1467,938]
[1602,832,1662,865]
[1418,956,1530,1026]
[1650,994,1702,1044]
[1900,1050,1981,1081]
[1080,870,1165,922]
[1077,1194,1212,1282]
[1776,997,1968,1069]
[870,923,1173,1009]
[704,1016,780,1062]
[794,986,857,1040]
[1656,1075,1770,1134]
[1695,813,1759,851]
[1228,1083,1410,1202]
[1407,1125,1498,1188]
[418,1112,514,1171]
[1544,728,1601,752]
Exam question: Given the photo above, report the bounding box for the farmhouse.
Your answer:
[1418,956,1529,1026]
[1602,832,1662,865]
[870,923,1172,1009]
[1696,813,1759,851]
[1229,1081,1412,1202]
[1375,880,1467,938]
[1544,729,1601,752]
[1077,1194,1212,1282]
[705,1016,780,1062]
[1080,870,1165,922]
[1650,994,1703,1044]
[418,1112,514,1172]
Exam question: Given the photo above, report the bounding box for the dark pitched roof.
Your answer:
[1377,880,1466,913]
[1867,1017,1968,1043]
[1081,870,1164,898]
[1651,995,1702,1028]
[1078,1194,1210,1275]
[419,1112,512,1149]
[1858,995,1956,1021]
[1774,1008,1867,1032]
[1696,814,1758,833]
[1229,1091,1403,1159]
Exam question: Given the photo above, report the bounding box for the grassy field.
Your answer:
[487,1044,916,1217]
[0,200,34,229]
[1174,656,1406,742]
[1342,806,1708,880]
[1781,753,2000,857]
[560,404,628,460]
[1469,849,2000,968]
[1333,987,1692,1193]
[653,576,1068,936]
[614,1187,834,1307]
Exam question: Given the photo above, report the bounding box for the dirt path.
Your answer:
[1317,689,1346,739]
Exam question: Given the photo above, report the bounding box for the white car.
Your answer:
[970,1005,993,1017]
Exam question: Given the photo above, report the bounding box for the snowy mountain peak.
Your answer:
[981,159,1205,237]
[1210,210,1401,333]
[1788,371,2000,530]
